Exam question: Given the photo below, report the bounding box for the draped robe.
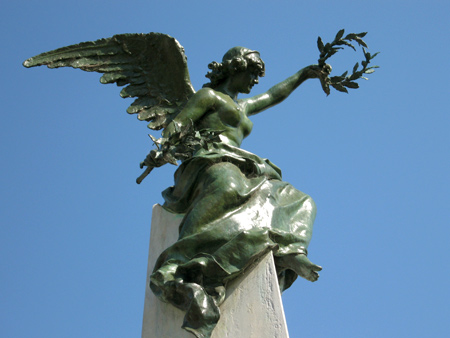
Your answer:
[150,142,316,338]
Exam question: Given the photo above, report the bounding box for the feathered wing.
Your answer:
[23,33,195,130]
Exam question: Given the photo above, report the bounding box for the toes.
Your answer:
[308,271,319,282]
[313,265,323,272]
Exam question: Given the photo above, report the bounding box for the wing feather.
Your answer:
[24,33,195,130]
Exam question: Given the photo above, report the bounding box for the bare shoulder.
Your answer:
[190,87,229,109]
[193,87,217,100]
[180,87,218,112]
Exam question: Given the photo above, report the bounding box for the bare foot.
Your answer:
[276,254,322,282]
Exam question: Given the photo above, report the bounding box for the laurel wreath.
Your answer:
[317,29,379,95]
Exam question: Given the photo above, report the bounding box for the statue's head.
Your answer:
[203,46,265,89]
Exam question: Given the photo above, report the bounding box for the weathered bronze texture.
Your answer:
[24,31,377,338]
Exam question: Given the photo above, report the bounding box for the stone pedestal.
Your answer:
[142,204,290,338]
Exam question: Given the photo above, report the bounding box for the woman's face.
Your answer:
[234,69,259,94]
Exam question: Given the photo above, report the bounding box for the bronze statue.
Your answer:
[24,30,377,338]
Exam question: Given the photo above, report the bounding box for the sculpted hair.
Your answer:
[203,48,265,88]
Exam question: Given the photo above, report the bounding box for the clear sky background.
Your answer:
[2,1,449,337]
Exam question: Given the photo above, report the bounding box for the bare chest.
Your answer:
[215,96,253,137]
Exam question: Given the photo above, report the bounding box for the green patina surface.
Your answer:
[24,31,377,338]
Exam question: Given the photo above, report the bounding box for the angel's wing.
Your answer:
[23,33,195,130]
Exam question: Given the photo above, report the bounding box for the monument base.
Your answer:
[142,204,290,338]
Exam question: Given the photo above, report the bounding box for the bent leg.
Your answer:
[178,162,265,238]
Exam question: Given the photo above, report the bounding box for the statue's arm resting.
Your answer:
[163,88,215,137]
[245,66,317,116]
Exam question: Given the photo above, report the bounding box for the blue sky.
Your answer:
[1,1,449,337]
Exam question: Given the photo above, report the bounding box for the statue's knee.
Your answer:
[205,163,243,195]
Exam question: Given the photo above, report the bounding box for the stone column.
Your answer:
[142,204,290,338]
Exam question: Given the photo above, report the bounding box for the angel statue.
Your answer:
[24,31,377,338]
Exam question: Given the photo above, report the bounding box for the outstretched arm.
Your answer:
[243,64,331,116]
